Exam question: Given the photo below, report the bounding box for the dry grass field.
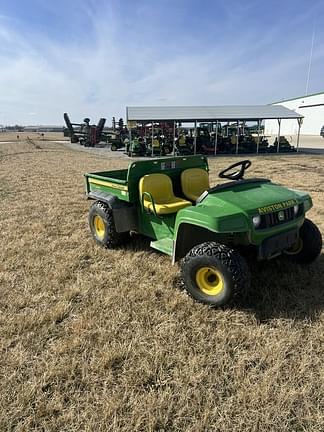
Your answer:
[0,132,67,142]
[0,139,323,431]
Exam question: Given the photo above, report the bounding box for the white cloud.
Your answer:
[0,5,323,125]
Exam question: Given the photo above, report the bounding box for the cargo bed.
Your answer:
[85,155,208,203]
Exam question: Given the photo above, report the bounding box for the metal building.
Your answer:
[126,105,303,155]
[264,91,324,135]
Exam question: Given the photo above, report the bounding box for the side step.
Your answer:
[150,238,174,256]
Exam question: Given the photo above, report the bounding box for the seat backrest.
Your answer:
[152,138,160,148]
[179,135,186,146]
[181,168,210,201]
[139,173,175,204]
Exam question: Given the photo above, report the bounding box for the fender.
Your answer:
[87,191,137,232]
[172,203,250,263]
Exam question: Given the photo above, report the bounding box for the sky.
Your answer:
[0,0,323,125]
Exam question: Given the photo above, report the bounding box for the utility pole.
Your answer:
[305,18,316,96]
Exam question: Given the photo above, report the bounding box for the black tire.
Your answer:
[111,144,117,151]
[284,218,322,264]
[71,136,79,143]
[88,201,129,248]
[181,242,250,306]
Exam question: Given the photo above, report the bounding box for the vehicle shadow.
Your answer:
[124,233,152,253]
[236,253,324,322]
[127,236,323,322]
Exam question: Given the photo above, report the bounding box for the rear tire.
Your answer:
[181,242,250,306]
[88,201,129,248]
[284,218,322,264]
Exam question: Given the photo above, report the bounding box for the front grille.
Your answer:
[258,204,303,229]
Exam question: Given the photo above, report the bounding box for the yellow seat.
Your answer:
[178,135,186,146]
[152,138,160,148]
[139,173,191,215]
[181,168,210,201]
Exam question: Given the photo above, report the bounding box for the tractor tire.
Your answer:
[284,218,322,264]
[111,144,117,151]
[181,242,250,306]
[88,201,129,248]
[71,136,79,143]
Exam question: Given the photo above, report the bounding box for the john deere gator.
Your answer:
[84,156,322,307]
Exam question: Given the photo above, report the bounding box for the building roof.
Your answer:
[272,90,324,104]
[126,105,303,122]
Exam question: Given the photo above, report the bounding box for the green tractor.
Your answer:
[125,137,147,156]
[105,132,124,151]
[270,136,296,153]
[84,156,322,307]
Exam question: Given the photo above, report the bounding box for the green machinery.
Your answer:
[106,132,124,151]
[84,156,322,307]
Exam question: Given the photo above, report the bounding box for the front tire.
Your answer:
[88,201,129,248]
[181,242,250,306]
[284,218,322,263]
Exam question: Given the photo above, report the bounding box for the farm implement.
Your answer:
[63,113,106,147]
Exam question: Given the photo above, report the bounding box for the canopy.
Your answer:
[126,105,303,122]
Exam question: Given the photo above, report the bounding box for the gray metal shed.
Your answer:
[125,105,303,155]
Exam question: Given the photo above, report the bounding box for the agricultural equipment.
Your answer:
[126,137,147,156]
[106,132,124,151]
[125,136,174,157]
[175,134,192,155]
[108,117,129,150]
[84,156,322,307]
[195,127,214,154]
[145,136,174,156]
[269,136,296,153]
[257,137,270,153]
[63,113,106,147]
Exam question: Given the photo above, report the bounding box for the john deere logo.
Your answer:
[278,211,285,221]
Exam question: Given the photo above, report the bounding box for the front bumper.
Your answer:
[258,229,298,260]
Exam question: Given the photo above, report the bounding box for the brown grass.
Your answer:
[0,131,67,142]
[0,140,323,431]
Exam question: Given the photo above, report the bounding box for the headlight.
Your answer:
[293,204,299,215]
[252,215,261,228]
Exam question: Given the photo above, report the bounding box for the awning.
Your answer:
[126,105,303,122]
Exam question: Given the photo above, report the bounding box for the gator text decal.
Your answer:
[258,199,297,215]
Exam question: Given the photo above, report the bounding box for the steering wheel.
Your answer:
[219,160,252,181]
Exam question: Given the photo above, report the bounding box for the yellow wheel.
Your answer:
[195,267,224,296]
[89,201,130,249]
[93,215,106,240]
[284,238,303,255]
[283,219,322,264]
[181,242,250,307]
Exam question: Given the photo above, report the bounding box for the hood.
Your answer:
[198,180,307,215]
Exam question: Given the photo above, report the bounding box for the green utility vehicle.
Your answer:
[84,156,322,306]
